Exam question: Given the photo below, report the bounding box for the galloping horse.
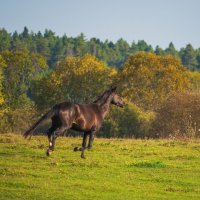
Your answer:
[24,87,124,158]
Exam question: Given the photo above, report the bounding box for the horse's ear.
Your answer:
[110,86,117,92]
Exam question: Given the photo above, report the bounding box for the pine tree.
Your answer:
[165,42,178,56]
[181,44,198,70]
[0,28,11,51]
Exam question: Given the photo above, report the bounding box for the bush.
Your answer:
[0,96,39,134]
[151,91,200,138]
[99,102,154,138]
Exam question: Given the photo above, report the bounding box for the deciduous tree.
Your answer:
[31,55,117,111]
[118,52,190,110]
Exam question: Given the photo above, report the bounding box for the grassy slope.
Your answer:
[0,134,200,200]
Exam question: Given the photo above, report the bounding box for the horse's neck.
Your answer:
[95,98,104,106]
[99,95,113,118]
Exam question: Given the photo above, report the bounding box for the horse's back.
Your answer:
[54,101,75,110]
[54,102,76,126]
[76,103,101,118]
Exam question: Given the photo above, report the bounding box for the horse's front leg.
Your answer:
[74,131,95,154]
[87,131,95,149]
[74,132,88,152]
[81,132,89,159]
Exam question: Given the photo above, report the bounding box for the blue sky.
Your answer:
[0,0,199,49]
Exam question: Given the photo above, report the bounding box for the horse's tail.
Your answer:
[24,107,56,139]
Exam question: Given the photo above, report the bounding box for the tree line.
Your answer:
[1,27,200,70]
[1,27,200,138]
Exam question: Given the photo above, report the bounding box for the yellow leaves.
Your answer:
[0,96,4,104]
[32,54,115,110]
[160,55,182,68]
[109,68,117,78]
[187,71,200,90]
[119,52,190,110]
[55,54,113,83]
[57,55,108,78]
[30,52,48,70]
[50,72,62,86]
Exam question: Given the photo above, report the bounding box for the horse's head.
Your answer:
[94,86,125,108]
[110,87,125,108]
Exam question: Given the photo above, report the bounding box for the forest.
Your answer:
[1,27,200,138]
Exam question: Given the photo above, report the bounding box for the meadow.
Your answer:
[0,134,200,200]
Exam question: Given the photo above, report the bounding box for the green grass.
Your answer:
[0,134,200,200]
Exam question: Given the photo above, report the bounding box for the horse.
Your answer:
[24,87,124,158]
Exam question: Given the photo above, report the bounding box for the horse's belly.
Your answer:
[71,123,91,132]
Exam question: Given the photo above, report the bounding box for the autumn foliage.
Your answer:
[1,50,200,138]
[152,91,200,138]
[31,55,116,111]
[118,52,190,110]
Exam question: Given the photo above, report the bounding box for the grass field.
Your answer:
[0,134,200,200]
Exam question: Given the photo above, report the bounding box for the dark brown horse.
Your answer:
[24,87,124,158]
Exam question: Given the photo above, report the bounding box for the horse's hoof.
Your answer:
[46,149,52,156]
[74,147,79,152]
[81,155,86,159]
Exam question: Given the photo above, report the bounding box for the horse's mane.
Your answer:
[93,89,112,105]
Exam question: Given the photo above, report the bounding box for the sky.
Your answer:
[0,0,200,49]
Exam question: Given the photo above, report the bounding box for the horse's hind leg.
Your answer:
[46,126,57,156]
[51,126,69,151]
[46,116,61,156]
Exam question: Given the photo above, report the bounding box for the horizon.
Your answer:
[0,0,200,50]
[2,26,199,51]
